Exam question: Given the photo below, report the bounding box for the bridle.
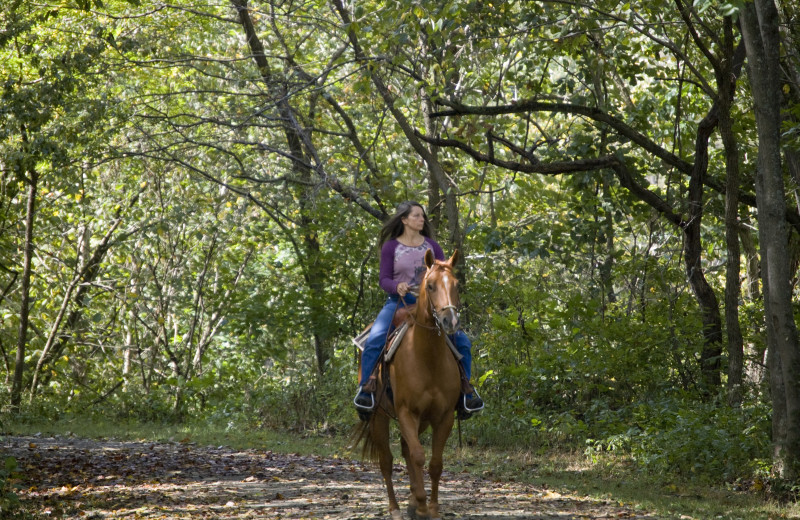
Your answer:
[401,268,460,336]
[431,303,459,335]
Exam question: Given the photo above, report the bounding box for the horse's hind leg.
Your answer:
[372,414,401,518]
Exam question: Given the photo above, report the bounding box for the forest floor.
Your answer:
[1,434,668,519]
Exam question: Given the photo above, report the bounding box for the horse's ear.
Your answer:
[425,248,435,268]
[448,249,460,266]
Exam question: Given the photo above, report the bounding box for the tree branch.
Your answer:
[416,131,617,175]
[432,98,693,174]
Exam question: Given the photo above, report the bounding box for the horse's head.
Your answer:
[421,249,461,335]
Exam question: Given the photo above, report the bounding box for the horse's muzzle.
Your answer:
[436,307,459,335]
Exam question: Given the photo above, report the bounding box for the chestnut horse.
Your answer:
[356,249,462,520]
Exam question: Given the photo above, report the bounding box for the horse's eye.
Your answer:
[427,282,435,292]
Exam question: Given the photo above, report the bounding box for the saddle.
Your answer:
[352,304,462,363]
[350,304,416,352]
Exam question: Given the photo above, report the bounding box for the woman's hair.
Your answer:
[379,200,434,247]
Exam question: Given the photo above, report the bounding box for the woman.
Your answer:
[354,201,484,418]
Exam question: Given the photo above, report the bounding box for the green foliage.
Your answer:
[586,398,771,483]
[247,353,355,433]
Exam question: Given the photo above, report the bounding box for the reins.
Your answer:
[399,292,441,335]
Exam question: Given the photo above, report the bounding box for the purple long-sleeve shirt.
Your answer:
[379,237,445,295]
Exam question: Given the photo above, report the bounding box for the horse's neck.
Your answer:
[412,295,446,349]
[412,294,434,329]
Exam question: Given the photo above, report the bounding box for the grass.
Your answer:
[3,414,799,520]
[450,448,789,520]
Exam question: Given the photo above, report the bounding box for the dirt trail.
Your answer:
[3,435,662,519]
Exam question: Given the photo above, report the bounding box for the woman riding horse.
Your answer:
[354,200,484,417]
[357,247,469,519]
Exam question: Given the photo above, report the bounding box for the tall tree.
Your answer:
[740,0,800,479]
[1,0,108,408]
[10,146,37,412]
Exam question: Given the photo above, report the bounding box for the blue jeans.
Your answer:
[359,294,473,387]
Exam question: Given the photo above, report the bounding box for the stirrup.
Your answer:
[353,386,375,412]
[461,388,484,413]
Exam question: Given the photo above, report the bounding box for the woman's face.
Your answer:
[401,205,426,232]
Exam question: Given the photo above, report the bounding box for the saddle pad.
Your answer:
[351,322,372,352]
[384,322,410,362]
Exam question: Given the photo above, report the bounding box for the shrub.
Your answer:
[588,398,771,483]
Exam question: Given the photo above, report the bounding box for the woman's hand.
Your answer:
[397,282,410,297]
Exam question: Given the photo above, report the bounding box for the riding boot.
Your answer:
[354,375,378,420]
[455,361,484,420]
[457,384,485,420]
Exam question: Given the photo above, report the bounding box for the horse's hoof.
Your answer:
[406,506,429,520]
[390,509,404,520]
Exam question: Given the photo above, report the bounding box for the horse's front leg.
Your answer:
[427,412,455,519]
[397,410,428,518]
[372,413,401,518]
[400,437,421,516]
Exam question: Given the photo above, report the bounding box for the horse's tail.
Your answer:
[351,414,381,463]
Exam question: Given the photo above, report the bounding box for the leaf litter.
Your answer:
[2,435,664,519]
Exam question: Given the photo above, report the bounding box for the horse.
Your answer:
[355,248,463,520]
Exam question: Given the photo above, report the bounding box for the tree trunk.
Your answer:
[718,20,744,406]
[600,175,617,309]
[11,168,38,412]
[739,223,761,300]
[685,106,722,393]
[739,222,767,390]
[741,0,800,479]
[768,324,788,467]
[421,80,444,237]
[28,195,135,399]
